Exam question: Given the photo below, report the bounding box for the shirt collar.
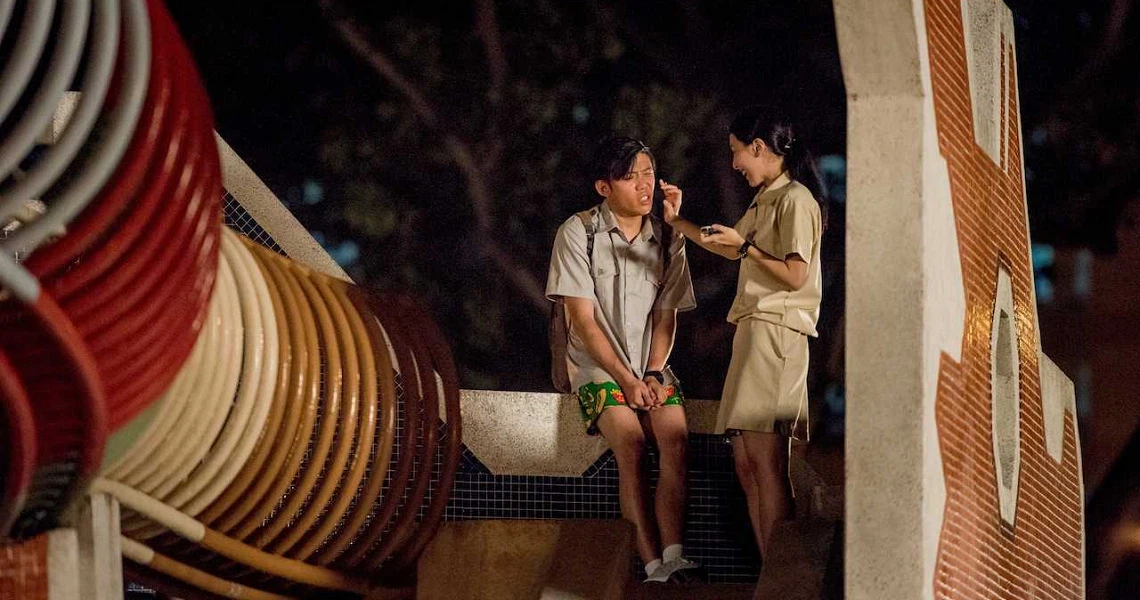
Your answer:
[749,171,793,208]
[596,202,658,243]
[638,216,658,243]
[596,201,619,233]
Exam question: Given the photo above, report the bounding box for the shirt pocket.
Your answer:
[638,269,663,311]
[591,263,618,298]
[592,263,620,292]
[592,263,617,279]
[644,269,661,289]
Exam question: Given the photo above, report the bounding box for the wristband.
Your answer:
[737,240,753,260]
[643,370,665,385]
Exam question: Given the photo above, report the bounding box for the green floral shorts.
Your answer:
[577,380,685,435]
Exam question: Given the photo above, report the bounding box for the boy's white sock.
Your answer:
[663,544,683,563]
[644,558,663,577]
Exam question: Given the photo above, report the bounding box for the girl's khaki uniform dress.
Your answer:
[715,173,823,440]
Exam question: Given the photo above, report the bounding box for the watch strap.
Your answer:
[737,240,753,259]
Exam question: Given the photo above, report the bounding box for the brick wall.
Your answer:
[925,0,1085,597]
[0,535,49,599]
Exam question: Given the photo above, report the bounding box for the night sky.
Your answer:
[164,0,1134,433]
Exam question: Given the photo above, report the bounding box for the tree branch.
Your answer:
[474,0,507,172]
[442,138,493,231]
[1084,0,1133,77]
[484,245,548,310]
[318,0,548,312]
[475,0,507,104]
[319,0,439,127]
[678,1,711,48]
[588,0,721,96]
[445,135,548,308]
[708,112,740,222]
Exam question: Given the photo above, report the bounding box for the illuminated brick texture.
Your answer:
[926,0,1085,597]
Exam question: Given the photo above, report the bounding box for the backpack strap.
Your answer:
[575,210,596,269]
[550,209,598,394]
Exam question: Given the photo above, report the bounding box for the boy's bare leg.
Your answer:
[642,405,688,549]
[597,406,660,564]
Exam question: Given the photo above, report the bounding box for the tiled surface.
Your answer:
[445,435,760,583]
[224,193,760,584]
[223,192,284,255]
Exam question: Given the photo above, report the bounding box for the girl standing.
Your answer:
[660,105,827,561]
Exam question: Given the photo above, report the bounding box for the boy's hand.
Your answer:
[644,378,669,408]
[660,179,682,223]
[618,373,653,410]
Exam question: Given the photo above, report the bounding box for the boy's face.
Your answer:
[596,152,655,218]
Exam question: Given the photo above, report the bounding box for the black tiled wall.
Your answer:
[446,436,760,583]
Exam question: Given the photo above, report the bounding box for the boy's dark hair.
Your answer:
[590,136,655,183]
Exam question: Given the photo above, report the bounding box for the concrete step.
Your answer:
[806,483,844,522]
[417,519,634,600]
[741,451,844,599]
[790,450,844,522]
[753,518,843,600]
[624,582,756,600]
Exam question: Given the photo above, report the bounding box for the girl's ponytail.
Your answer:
[729,106,829,232]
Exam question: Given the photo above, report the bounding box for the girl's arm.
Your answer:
[670,217,740,260]
[742,245,809,290]
[659,179,739,260]
[704,224,810,290]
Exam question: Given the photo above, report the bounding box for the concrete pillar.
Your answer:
[835,0,1085,598]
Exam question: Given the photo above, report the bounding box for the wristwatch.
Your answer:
[737,240,753,260]
[643,370,665,385]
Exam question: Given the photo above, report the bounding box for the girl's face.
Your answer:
[729,133,777,188]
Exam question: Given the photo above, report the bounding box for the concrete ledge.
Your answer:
[754,519,842,600]
[215,132,350,281]
[460,390,721,477]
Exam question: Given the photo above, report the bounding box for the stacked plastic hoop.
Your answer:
[0,0,172,538]
[99,235,462,599]
[1,1,461,598]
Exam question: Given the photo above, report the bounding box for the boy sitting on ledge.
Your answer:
[546,136,699,583]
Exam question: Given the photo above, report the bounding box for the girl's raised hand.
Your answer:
[659,179,682,223]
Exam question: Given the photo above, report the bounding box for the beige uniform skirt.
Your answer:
[716,318,809,440]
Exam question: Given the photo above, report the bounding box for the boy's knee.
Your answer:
[656,428,689,460]
[611,430,648,463]
[657,447,688,482]
[652,408,688,441]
